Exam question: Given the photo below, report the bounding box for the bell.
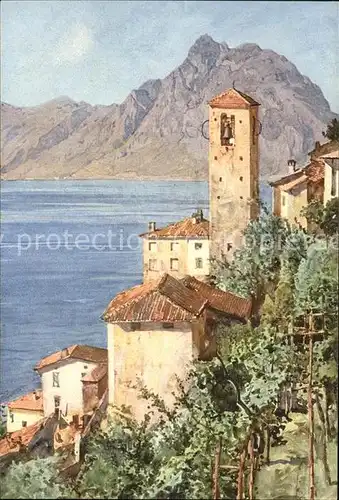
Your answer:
[223,124,233,140]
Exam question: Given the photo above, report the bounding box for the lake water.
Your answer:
[0,180,271,403]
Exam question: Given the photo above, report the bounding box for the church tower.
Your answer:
[208,88,260,261]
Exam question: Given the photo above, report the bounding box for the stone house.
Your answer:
[102,273,252,421]
[321,150,339,203]
[34,344,107,420]
[140,209,210,282]
[6,390,44,433]
[269,158,325,228]
[269,140,339,227]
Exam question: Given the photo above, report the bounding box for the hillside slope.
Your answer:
[1,35,336,180]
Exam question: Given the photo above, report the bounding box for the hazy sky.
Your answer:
[2,1,338,110]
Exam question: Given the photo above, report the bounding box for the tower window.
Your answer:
[217,196,220,199]
[240,196,243,200]
[252,117,256,145]
[170,258,179,271]
[220,113,235,146]
[239,156,243,161]
[219,177,223,182]
[195,258,203,269]
[239,120,242,124]
[239,176,243,181]
[214,156,218,160]
[149,259,157,271]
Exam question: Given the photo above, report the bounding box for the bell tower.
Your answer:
[208,88,260,262]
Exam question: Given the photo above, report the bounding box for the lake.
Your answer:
[0,180,271,403]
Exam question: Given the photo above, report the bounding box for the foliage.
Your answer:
[322,118,339,141]
[301,197,339,237]
[0,457,70,499]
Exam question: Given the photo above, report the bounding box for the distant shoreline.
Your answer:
[1,175,271,182]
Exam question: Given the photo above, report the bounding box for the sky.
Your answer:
[1,1,338,111]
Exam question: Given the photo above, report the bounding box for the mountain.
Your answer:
[1,35,337,180]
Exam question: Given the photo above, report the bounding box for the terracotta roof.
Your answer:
[270,158,324,190]
[308,140,339,158]
[0,419,44,457]
[305,160,325,183]
[181,276,252,321]
[102,274,207,323]
[7,390,43,412]
[321,150,339,159]
[35,345,108,371]
[278,174,308,192]
[140,216,209,239]
[209,88,260,109]
[269,169,305,188]
[102,273,252,324]
[82,363,107,383]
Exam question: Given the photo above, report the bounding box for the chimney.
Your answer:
[60,347,69,359]
[287,159,297,174]
[148,221,156,232]
[192,209,203,224]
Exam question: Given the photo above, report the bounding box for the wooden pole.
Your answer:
[212,436,222,500]
[248,436,255,500]
[307,315,315,500]
[236,447,247,500]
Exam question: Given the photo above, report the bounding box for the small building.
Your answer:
[140,210,210,282]
[6,390,44,433]
[321,150,339,203]
[269,158,325,228]
[34,345,107,420]
[102,273,252,421]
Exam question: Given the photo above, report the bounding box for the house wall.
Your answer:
[209,105,259,261]
[6,408,43,433]
[324,159,339,204]
[279,183,308,228]
[39,359,98,418]
[82,373,108,414]
[107,321,198,421]
[143,237,210,281]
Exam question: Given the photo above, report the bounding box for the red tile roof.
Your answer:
[102,274,207,323]
[304,160,325,183]
[321,150,339,159]
[102,273,251,324]
[35,345,107,371]
[7,390,43,412]
[209,88,260,109]
[0,419,44,457]
[181,276,252,321]
[140,216,209,239]
[82,364,107,383]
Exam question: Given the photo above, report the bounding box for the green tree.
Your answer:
[322,118,339,141]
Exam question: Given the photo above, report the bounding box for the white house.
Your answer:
[34,344,107,419]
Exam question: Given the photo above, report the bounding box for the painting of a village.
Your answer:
[0,1,338,498]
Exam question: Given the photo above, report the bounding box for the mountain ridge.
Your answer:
[1,35,337,180]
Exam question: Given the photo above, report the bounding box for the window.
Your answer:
[22,421,27,427]
[81,372,87,379]
[148,259,157,271]
[331,167,337,196]
[170,242,179,252]
[170,258,179,271]
[54,396,60,410]
[162,322,174,329]
[10,412,14,423]
[195,243,203,250]
[195,258,203,269]
[148,242,157,252]
[227,243,233,252]
[52,372,60,388]
[84,365,88,370]
[252,117,256,145]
